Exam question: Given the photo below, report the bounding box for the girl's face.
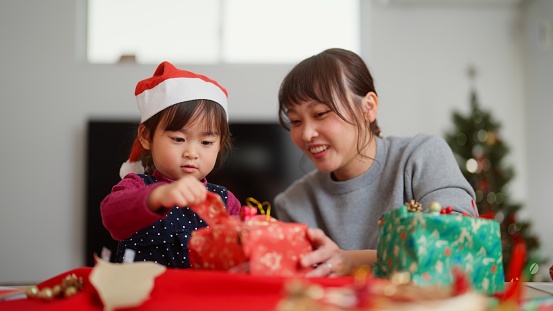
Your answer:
[287,100,373,181]
[142,118,221,181]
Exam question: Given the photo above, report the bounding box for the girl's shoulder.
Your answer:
[110,173,155,192]
[135,173,157,185]
[205,182,228,195]
[119,172,152,185]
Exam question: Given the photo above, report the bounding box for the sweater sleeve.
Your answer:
[225,190,241,216]
[406,135,478,216]
[100,173,170,241]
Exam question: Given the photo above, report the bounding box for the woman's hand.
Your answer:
[147,175,207,212]
[301,228,353,277]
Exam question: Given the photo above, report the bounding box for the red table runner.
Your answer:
[0,267,354,311]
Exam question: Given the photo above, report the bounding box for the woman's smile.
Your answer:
[309,145,329,154]
[309,144,330,159]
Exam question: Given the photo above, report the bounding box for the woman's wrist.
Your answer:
[343,249,377,274]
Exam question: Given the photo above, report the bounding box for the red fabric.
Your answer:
[0,267,353,311]
[128,137,145,162]
[479,213,494,219]
[494,240,526,307]
[135,61,228,97]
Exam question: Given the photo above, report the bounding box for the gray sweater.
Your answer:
[273,134,476,250]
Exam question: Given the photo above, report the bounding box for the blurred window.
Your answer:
[87,0,360,64]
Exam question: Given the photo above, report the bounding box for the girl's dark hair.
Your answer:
[278,48,382,156]
[139,99,231,175]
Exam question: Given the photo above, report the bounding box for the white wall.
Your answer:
[522,0,553,282]
[370,0,553,281]
[0,0,550,283]
[370,2,527,195]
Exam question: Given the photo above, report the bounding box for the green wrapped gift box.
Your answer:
[373,205,505,294]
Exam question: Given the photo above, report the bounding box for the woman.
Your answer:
[274,48,477,277]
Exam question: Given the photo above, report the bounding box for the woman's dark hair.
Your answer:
[278,48,382,156]
[139,99,231,175]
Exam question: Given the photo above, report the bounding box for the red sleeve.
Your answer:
[226,190,242,216]
[100,174,169,241]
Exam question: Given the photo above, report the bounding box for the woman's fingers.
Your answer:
[305,260,333,277]
[301,229,332,266]
[301,228,346,277]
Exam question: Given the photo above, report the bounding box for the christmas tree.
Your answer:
[444,67,543,281]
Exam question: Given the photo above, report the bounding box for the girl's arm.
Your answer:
[102,174,210,240]
[225,190,241,216]
[100,174,169,240]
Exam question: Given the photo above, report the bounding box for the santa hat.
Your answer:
[119,61,228,179]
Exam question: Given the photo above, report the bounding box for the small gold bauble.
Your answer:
[429,201,442,213]
[25,286,40,299]
[40,287,54,301]
[25,273,84,302]
[390,271,411,285]
[383,284,397,296]
[52,284,62,297]
[64,286,78,297]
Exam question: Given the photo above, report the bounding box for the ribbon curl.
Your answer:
[246,197,272,221]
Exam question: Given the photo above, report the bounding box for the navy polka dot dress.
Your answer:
[114,174,228,268]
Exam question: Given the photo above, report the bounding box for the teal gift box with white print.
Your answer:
[373,205,505,294]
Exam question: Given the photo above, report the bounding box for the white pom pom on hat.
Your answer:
[119,61,229,179]
[119,138,146,179]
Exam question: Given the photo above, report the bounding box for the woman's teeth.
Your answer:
[310,145,329,154]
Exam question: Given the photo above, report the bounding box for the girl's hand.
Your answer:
[147,175,207,212]
[301,228,353,277]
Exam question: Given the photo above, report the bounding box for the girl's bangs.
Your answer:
[162,101,221,134]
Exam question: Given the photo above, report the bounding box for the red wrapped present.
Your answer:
[188,193,313,276]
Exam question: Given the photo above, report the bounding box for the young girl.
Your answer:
[101,61,241,268]
[273,48,477,277]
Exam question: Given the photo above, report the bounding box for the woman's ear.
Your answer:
[137,124,151,151]
[362,91,379,123]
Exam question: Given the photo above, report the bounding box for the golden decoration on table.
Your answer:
[405,200,422,213]
[276,269,488,311]
[25,273,83,301]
